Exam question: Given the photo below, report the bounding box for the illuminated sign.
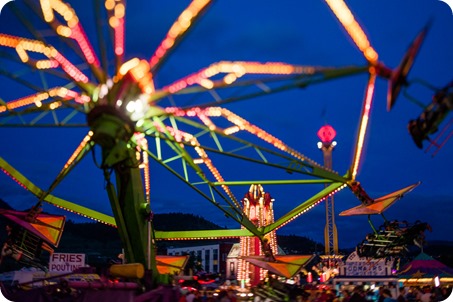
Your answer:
[343,251,392,276]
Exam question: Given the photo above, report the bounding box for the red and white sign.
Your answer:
[49,253,86,273]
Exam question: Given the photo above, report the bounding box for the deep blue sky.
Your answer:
[0,0,452,249]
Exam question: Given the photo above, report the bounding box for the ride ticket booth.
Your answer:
[332,251,400,300]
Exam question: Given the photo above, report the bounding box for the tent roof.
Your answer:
[398,252,453,279]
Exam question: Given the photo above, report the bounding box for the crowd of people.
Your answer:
[295,285,452,302]
[174,283,452,302]
[178,288,238,302]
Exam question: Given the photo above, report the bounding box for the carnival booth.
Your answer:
[332,251,400,299]
[397,252,453,287]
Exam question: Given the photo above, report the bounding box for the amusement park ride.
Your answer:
[0,0,451,299]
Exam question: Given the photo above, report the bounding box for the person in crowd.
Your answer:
[227,289,237,302]
[405,287,417,302]
[382,289,397,302]
[218,289,231,302]
[440,287,452,301]
[186,289,197,302]
[349,285,367,302]
[397,287,407,302]
[262,238,276,262]
[329,289,340,302]
[0,224,22,265]
[204,291,216,302]
[419,287,432,302]
[179,291,188,302]
[377,287,386,302]
[341,289,351,302]
[317,289,331,302]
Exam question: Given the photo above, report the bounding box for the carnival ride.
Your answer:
[237,184,316,286]
[0,0,449,296]
[408,81,453,154]
[0,206,65,269]
[339,182,433,259]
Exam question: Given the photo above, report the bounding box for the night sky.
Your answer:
[0,0,452,249]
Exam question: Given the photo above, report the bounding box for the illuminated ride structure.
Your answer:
[0,207,65,269]
[340,182,432,259]
[317,125,339,256]
[237,184,278,286]
[236,185,315,287]
[0,0,447,297]
[316,125,342,283]
[408,81,453,155]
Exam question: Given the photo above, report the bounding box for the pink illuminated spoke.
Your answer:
[149,0,213,73]
[351,73,377,178]
[325,0,378,64]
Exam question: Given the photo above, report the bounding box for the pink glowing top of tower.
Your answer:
[317,125,336,143]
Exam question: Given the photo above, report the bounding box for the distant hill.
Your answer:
[423,241,453,268]
[1,198,452,268]
[276,234,323,255]
[0,199,323,260]
[153,212,225,231]
[57,214,327,257]
[0,199,13,210]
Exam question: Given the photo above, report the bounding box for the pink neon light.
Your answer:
[317,125,337,143]
[53,51,89,83]
[165,107,186,116]
[114,18,125,56]
[150,43,164,67]
[164,69,207,93]
[65,90,91,103]
[70,24,100,67]
[149,0,212,70]
[352,74,376,178]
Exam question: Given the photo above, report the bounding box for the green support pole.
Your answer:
[88,108,159,287]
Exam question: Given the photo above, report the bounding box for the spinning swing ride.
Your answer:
[0,0,451,295]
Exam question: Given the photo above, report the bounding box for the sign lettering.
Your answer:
[49,253,85,273]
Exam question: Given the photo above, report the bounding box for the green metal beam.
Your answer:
[154,228,256,240]
[212,179,337,186]
[0,156,116,225]
[262,181,347,234]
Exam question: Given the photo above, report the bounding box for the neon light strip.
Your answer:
[70,23,100,66]
[271,183,347,232]
[164,61,316,94]
[114,17,125,56]
[52,50,89,83]
[0,34,89,83]
[149,0,212,70]
[0,157,116,226]
[63,131,93,169]
[0,167,27,190]
[135,133,151,203]
[165,106,325,170]
[105,0,125,57]
[351,73,376,178]
[325,0,378,64]
[143,147,150,204]
[40,0,100,67]
[0,87,90,113]
[35,59,59,69]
